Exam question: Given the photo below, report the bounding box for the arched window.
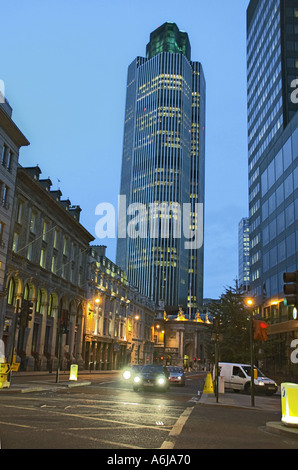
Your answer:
[7,277,16,305]
[36,289,47,315]
[23,283,33,301]
[47,293,58,317]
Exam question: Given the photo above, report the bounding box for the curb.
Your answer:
[265,421,298,440]
[0,380,91,393]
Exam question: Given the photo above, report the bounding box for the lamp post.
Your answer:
[245,297,255,407]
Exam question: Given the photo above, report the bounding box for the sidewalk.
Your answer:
[198,391,298,441]
[0,370,97,393]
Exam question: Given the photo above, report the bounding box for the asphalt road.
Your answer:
[0,370,297,453]
[0,371,204,450]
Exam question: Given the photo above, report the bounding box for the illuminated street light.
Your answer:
[244,296,255,407]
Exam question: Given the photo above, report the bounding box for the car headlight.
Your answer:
[134,376,141,383]
[157,377,165,385]
[258,380,265,386]
[123,370,131,380]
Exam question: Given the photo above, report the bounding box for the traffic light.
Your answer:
[253,320,269,341]
[27,301,33,324]
[19,299,33,328]
[283,271,298,308]
[60,310,69,334]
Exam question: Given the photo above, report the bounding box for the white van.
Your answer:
[218,362,278,396]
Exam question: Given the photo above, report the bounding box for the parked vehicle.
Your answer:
[122,365,143,382]
[218,362,278,395]
[132,364,169,392]
[166,366,186,386]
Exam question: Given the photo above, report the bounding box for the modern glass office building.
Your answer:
[238,217,250,292]
[117,23,206,311]
[247,0,298,376]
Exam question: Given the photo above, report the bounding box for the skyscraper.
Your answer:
[246,0,298,374]
[117,23,206,311]
[238,217,250,292]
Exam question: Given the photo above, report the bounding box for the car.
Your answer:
[122,364,143,382]
[166,366,186,386]
[132,364,170,392]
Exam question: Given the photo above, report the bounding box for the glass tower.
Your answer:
[238,217,250,292]
[117,23,206,311]
[247,0,298,308]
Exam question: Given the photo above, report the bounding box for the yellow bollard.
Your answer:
[281,383,298,427]
[69,364,78,381]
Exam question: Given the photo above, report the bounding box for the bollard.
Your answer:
[69,364,78,381]
[281,383,298,427]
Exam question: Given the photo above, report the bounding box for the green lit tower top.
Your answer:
[146,22,191,60]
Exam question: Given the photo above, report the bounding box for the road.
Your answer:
[0,370,204,450]
[0,370,297,453]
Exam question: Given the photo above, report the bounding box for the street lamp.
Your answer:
[245,297,255,407]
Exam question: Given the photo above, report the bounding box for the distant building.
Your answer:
[153,305,211,369]
[4,165,94,371]
[117,22,206,312]
[238,217,250,292]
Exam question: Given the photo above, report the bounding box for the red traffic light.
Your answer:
[253,320,268,341]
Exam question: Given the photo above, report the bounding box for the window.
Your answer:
[261,169,268,196]
[284,174,293,199]
[268,160,275,189]
[12,232,19,252]
[268,193,276,215]
[283,138,292,170]
[30,211,37,233]
[51,255,57,274]
[40,249,46,268]
[1,144,7,166]
[274,149,283,180]
[53,230,59,249]
[285,202,294,226]
[275,183,284,207]
[42,221,48,241]
[17,200,23,224]
[7,278,16,305]
[277,239,286,262]
[2,185,8,208]
[0,221,4,246]
[286,233,295,257]
[63,235,69,256]
[277,211,285,233]
[27,244,32,261]
[263,226,269,246]
[6,150,12,172]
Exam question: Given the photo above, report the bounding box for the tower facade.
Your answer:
[247,0,298,304]
[117,23,205,311]
[238,217,250,292]
[246,0,298,375]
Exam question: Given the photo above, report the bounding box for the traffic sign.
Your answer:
[0,363,10,374]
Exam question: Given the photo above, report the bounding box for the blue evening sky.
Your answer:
[1,0,250,300]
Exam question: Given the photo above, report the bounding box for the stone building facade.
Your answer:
[0,102,29,337]
[154,309,211,369]
[86,245,155,370]
[3,165,94,371]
